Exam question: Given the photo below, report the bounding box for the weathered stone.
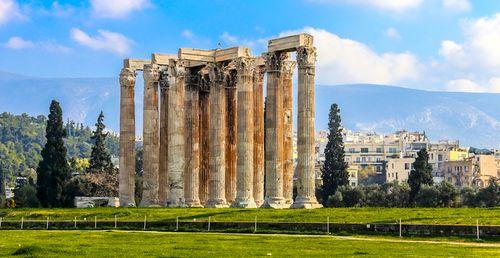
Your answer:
[282,60,296,205]
[75,197,119,208]
[232,57,257,208]
[292,47,322,209]
[123,59,150,71]
[262,51,289,209]
[152,53,177,65]
[119,68,136,207]
[215,47,251,62]
[268,34,313,52]
[198,77,210,205]
[225,60,237,204]
[253,64,265,206]
[158,69,169,205]
[166,60,186,207]
[140,64,160,207]
[204,63,229,208]
[184,68,202,207]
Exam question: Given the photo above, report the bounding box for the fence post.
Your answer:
[114,215,117,229]
[208,216,211,232]
[176,216,179,231]
[327,217,330,234]
[254,216,257,233]
[476,219,480,240]
[74,216,77,229]
[143,215,147,230]
[0,217,2,229]
[46,217,49,230]
[94,216,97,229]
[21,217,24,230]
[399,218,402,238]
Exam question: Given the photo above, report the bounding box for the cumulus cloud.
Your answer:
[384,27,401,39]
[4,36,34,49]
[181,29,195,40]
[445,78,500,93]
[439,13,500,71]
[312,0,422,12]
[280,27,421,85]
[442,0,471,12]
[70,28,132,55]
[0,0,24,25]
[90,0,151,18]
[219,32,267,52]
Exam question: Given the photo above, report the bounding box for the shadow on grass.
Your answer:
[12,245,41,256]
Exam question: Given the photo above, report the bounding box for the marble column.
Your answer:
[166,60,186,207]
[252,65,265,206]
[292,47,322,209]
[225,69,237,204]
[282,60,296,205]
[158,70,169,205]
[198,76,210,205]
[263,51,289,209]
[140,64,160,207]
[184,68,202,207]
[119,68,136,207]
[233,57,257,208]
[205,63,229,208]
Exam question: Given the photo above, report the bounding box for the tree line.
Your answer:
[320,103,499,208]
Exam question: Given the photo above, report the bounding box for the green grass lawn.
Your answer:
[1,207,499,225]
[0,230,498,257]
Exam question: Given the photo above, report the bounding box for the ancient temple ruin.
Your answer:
[118,33,322,208]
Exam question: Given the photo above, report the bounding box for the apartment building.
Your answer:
[442,155,497,187]
[385,157,415,184]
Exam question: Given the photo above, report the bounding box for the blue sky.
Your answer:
[1,0,500,93]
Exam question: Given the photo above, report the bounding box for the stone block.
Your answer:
[75,197,120,208]
[124,59,150,71]
[268,34,313,52]
[214,47,251,62]
[178,48,215,62]
[152,53,177,65]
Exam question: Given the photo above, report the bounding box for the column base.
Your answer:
[261,197,290,209]
[204,199,229,208]
[231,198,257,208]
[165,199,187,208]
[291,196,323,209]
[139,200,160,207]
[185,199,203,208]
[120,201,136,207]
[254,200,264,207]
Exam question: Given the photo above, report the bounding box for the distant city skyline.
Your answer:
[1,0,500,93]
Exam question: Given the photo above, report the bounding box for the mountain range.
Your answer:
[1,71,499,148]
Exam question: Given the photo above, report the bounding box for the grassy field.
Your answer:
[1,207,499,225]
[0,230,498,257]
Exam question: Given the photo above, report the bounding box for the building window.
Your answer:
[376,157,382,162]
[464,166,468,172]
[404,163,410,170]
[361,148,369,153]
[376,148,382,153]
[361,157,366,162]
[356,157,360,163]
[438,154,443,161]
[349,148,355,153]
[389,148,397,153]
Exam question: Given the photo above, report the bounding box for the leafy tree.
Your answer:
[340,186,364,207]
[135,146,143,202]
[13,179,39,208]
[88,111,114,173]
[475,178,499,207]
[0,163,5,207]
[385,182,410,208]
[321,103,349,206]
[36,100,72,207]
[415,185,439,207]
[408,149,433,204]
[436,182,459,207]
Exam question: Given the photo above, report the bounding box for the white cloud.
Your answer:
[445,78,500,93]
[280,27,421,85]
[4,37,34,49]
[70,28,132,55]
[219,32,267,52]
[0,0,24,25]
[312,0,422,12]
[90,0,151,18]
[384,27,401,39]
[442,0,471,12]
[439,13,500,72]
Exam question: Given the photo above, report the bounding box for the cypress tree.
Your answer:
[88,111,113,173]
[321,103,349,206]
[408,148,433,204]
[0,163,5,207]
[36,100,71,207]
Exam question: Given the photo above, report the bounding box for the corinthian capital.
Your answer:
[236,57,255,76]
[143,64,160,82]
[120,68,136,87]
[264,51,290,72]
[297,47,317,67]
[159,69,169,90]
[170,59,186,77]
[281,60,296,77]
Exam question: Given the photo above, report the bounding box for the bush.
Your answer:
[327,191,343,207]
[340,186,364,207]
[436,182,459,207]
[475,179,499,207]
[385,182,410,208]
[13,184,40,208]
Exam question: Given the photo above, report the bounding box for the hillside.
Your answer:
[1,71,499,148]
[0,112,119,185]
